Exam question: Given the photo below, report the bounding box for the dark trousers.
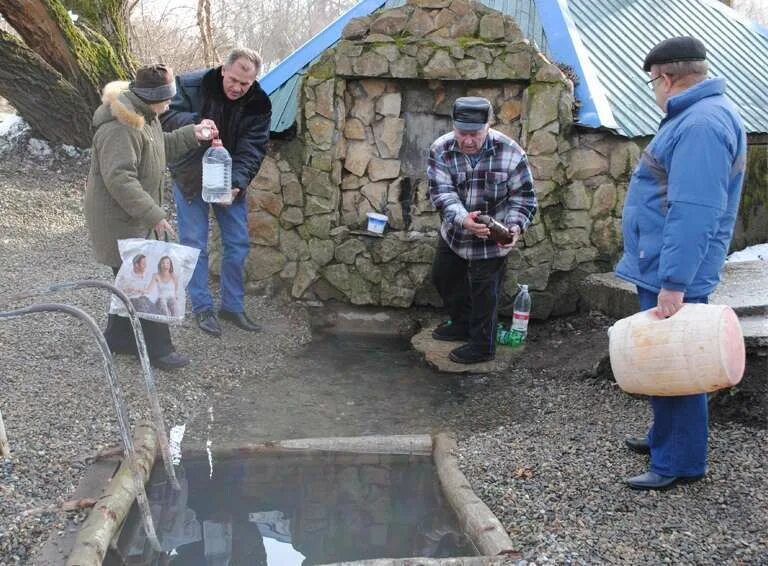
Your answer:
[432,237,507,354]
[637,287,709,477]
[104,267,174,361]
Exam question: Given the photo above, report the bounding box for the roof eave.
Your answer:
[537,0,620,133]
[260,0,389,95]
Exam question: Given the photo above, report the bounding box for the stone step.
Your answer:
[411,327,525,373]
[579,260,768,352]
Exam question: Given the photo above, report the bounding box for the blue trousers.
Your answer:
[173,185,250,314]
[637,287,709,477]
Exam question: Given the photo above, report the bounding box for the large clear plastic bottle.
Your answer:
[202,138,232,204]
[510,284,531,344]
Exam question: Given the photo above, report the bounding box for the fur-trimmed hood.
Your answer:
[92,81,153,130]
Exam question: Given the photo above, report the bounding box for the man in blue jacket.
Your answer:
[162,48,271,336]
[616,37,746,490]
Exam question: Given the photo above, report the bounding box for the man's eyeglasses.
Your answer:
[646,75,663,88]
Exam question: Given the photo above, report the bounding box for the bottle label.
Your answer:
[511,312,529,332]
[203,163,226,190]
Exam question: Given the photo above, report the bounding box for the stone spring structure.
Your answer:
[213,0,764,319]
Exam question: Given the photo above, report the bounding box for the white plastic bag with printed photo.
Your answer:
[110,238,200,324]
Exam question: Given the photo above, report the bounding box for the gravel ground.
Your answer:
[0,159,310,565]
[0,156,766,565]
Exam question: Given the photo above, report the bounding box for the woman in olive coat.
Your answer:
[85,64,217,370]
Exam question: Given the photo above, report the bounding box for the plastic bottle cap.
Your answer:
[211,138,223,147]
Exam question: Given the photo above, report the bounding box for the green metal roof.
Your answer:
[568,0,768,137]
[269,74,302,133]
[266,0,768,137]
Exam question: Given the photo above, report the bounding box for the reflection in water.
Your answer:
[111,452,473,565]
[263,537,305,565]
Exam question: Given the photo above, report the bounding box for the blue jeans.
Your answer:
[637,287,709,477]
[173,184,250,314]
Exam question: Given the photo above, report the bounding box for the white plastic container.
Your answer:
[366,212,388,234]
[608,303,745,396]
[202,139,232,204]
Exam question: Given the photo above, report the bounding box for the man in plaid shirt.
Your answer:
[428,97,537,364]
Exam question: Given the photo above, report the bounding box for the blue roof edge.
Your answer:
[260,0,389,95]
[536,0,619,132]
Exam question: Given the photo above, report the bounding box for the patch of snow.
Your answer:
[60,144,81,158]
[27,138,53,158]
[0,114,25,137]
[0,113,89,166]
[727,243,768,263]
[169,424,186,466]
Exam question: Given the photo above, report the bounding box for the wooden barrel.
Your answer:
[608,304,745,396]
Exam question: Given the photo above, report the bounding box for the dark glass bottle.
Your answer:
[476,214,515,245]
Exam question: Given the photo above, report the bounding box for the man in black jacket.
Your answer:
[162,48,271,336]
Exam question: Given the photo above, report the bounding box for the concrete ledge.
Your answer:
[580,261,768,353]
[578,272,638,319]
[740,316,768,350]
[581,261,768,318]
[711,261,768,317]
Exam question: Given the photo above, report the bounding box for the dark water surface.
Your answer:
[111,452,474,565]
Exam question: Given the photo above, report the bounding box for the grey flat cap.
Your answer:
[452,96,491,131]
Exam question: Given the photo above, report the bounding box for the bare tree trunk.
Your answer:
[0,0,135,147]
[197,0,216,67]
[0,30,93,147]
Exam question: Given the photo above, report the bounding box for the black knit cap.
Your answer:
[452,96,491,131]
[129,64,176,102]
[643,36,707,72]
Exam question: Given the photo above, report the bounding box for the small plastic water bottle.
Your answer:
[202,138,232,204]
[510,284,531,344]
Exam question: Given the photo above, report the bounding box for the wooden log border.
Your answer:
[64,432,518,564]
[183,434,434,460]
[66,423,157,566]
[319,558,508,566]
[433,432,518,557]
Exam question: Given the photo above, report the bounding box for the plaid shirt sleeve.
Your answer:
[427,143,468,228]
[503,152,537,231]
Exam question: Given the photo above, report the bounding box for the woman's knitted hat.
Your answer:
[129,64,176,103]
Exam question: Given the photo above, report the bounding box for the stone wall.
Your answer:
[233,0,641,318]
[732,141,768,251]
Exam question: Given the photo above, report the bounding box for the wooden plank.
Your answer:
[35,458,121,566]
[66,424,158,566]
[276,435,433,454]
[433,433,519,557]
[318,558,508,565]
